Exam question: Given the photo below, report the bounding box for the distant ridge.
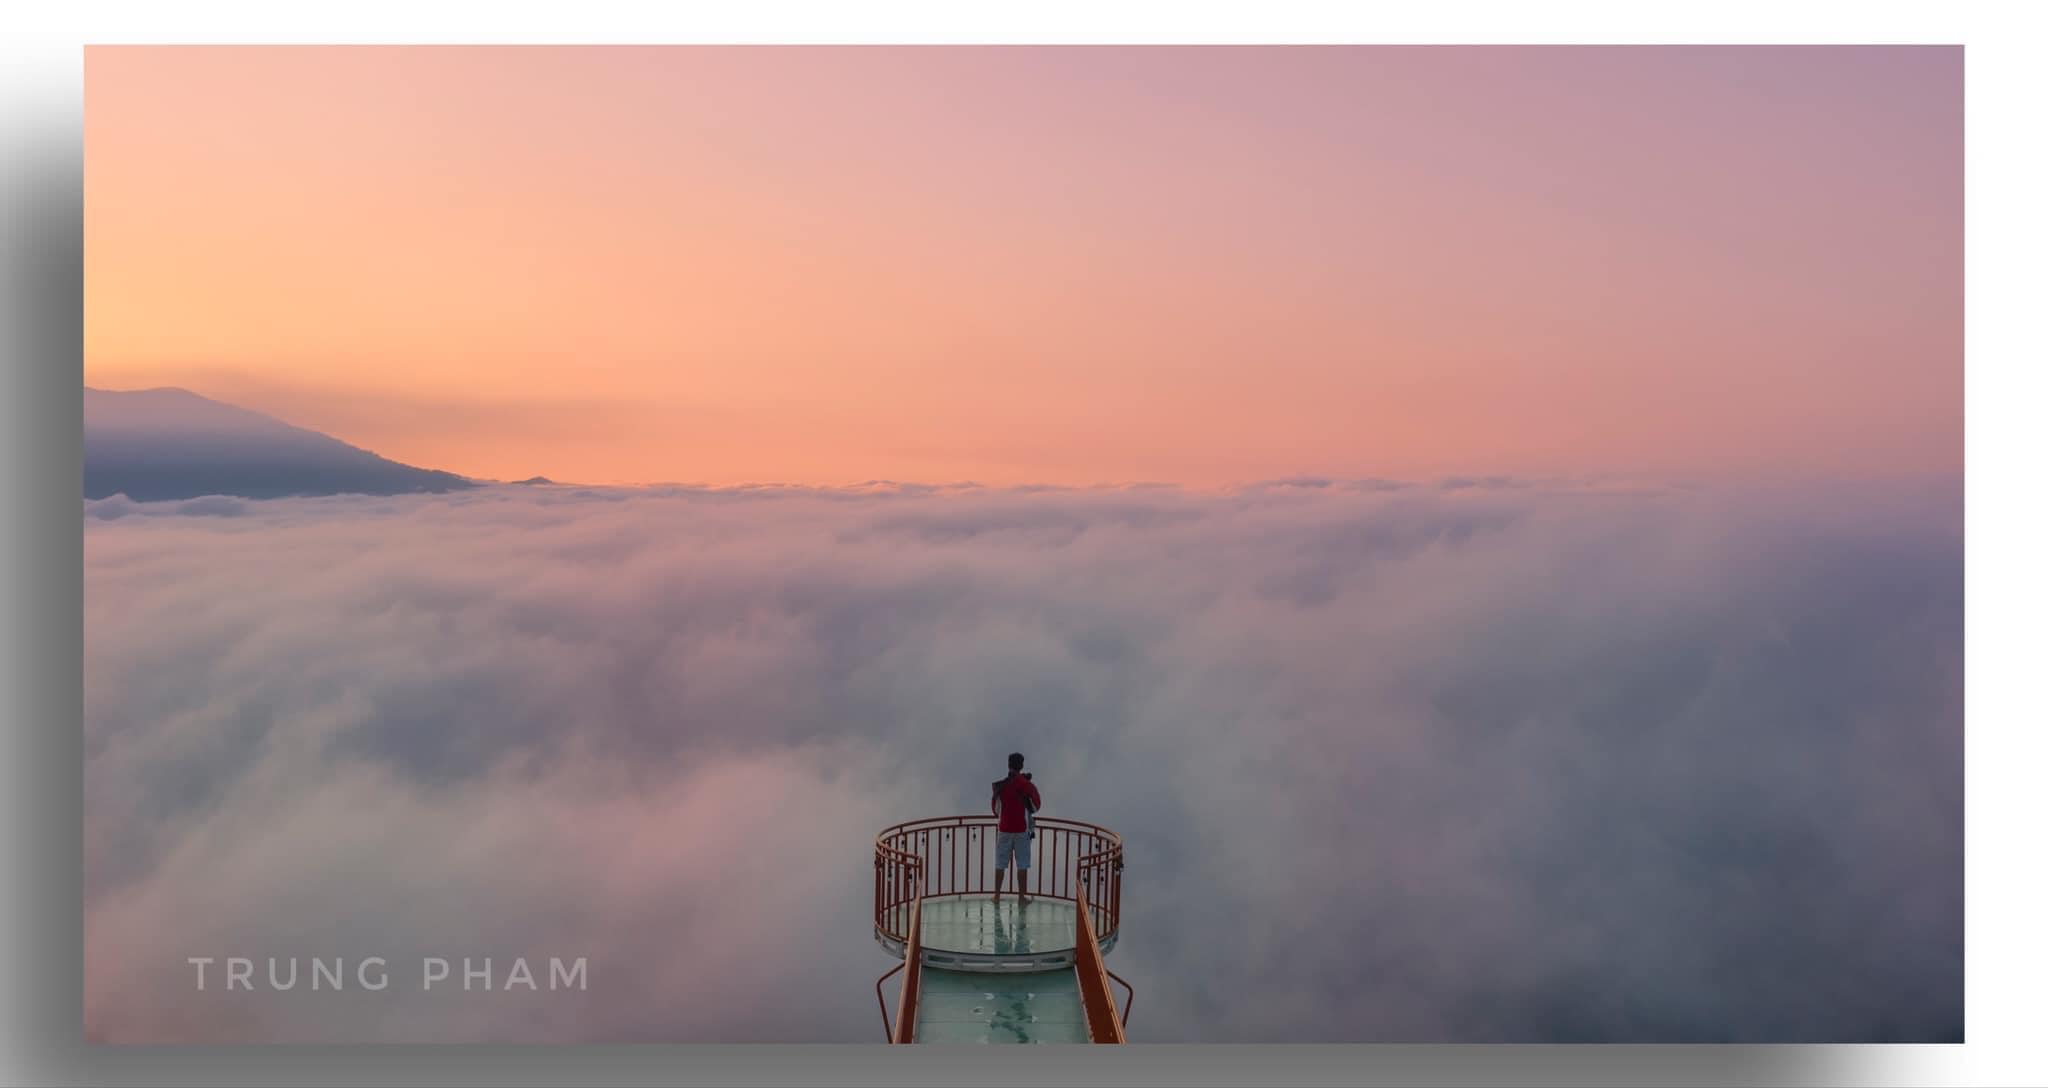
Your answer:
[85,386,479,501]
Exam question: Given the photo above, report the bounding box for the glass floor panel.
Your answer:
[917,894,1078,956]
[912,966,1087,1044]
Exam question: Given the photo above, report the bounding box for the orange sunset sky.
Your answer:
[84,46,1960,487]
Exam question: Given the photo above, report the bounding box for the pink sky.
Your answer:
[84,46,1960,487]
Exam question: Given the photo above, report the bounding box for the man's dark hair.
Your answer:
[1007,752,1025,772]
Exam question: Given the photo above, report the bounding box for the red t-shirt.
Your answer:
[992,774,1041,833]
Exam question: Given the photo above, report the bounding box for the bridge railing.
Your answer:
[1074,876,1128,1043]
[873,815,1124,954]
[873,840,924,1041]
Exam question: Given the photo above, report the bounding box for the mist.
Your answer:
[83,477,1962,1042]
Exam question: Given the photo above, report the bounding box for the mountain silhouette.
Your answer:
[85,386,479,501]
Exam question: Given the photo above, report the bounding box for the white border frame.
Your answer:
[8,4,2040,1084]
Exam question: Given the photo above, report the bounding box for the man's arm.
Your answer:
[1024,780,1041,811]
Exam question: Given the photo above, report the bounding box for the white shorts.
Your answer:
[993,830,1032,871]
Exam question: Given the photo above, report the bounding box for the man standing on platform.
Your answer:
[990,752,1041,906]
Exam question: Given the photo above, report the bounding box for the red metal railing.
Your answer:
[874,961,902,1039]
[1073,877,1126,1043]
[874,842,925,1042]
[873,831,926,961]
[891,893,923,1043]
[873,815,1124,954]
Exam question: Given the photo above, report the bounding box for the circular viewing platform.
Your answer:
[875,816,1123,973]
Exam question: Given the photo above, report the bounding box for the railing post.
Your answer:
[875,961,903,1041]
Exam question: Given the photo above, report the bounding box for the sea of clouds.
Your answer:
[83,477,1962,1042]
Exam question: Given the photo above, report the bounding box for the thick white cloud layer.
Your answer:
[83,479,1962,1042]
